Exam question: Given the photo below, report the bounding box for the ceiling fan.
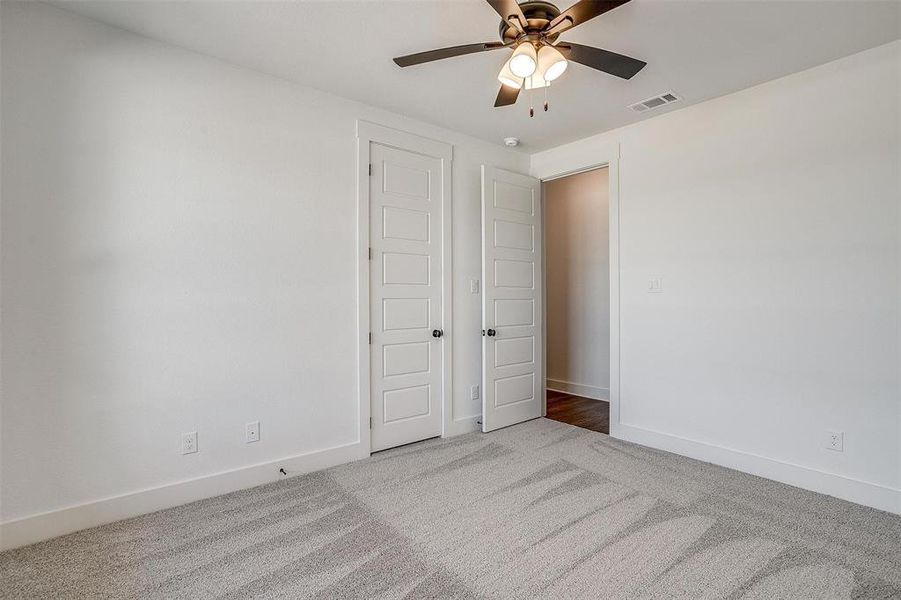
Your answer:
[393,0,646,115]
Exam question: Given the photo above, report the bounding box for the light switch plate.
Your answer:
[647,277,663,293]
[470,384,480,401]
[470,279,480,294]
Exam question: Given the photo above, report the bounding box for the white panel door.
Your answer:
[481,165,542,432]
[370,143,443,451]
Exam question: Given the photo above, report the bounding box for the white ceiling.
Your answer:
[51,0,900,151]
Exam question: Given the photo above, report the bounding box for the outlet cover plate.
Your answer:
[182,431,198,454]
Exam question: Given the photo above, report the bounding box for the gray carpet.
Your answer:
[2,418,900,599]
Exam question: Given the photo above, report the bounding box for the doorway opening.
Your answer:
[542,167,610,434]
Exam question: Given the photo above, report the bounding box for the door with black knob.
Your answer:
[369,142,445,452]
[480,165,543,432]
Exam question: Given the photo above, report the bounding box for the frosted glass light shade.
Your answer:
[497,60,523,89]
[537,45,568,81]
[509,43,537,78]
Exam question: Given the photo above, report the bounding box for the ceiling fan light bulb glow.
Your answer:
[523,69,549,90]
[509,43,537,78]
[537,45,568,81]
[497,60,523,89]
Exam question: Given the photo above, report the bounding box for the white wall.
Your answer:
[1,2,898,552]
[0,1,528,545]
[544,168,610,400]
[532,41,901,514]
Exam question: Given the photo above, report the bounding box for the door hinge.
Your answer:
[368,332,372,344]
[368,164,373,176]
[368,247,372,260]
[369,417,372,429]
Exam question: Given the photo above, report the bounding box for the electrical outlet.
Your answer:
[470,384,480,401]
[826,430,843,452]
[182,431,198,454]
[246,421,260,444]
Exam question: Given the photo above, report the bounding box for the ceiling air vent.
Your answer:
[628,91,682,113]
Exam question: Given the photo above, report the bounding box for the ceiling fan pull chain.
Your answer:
[544,84,549,112]
[529,77,534,117]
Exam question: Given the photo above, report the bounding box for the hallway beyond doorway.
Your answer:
[546,390,610,434]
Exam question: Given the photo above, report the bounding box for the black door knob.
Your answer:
[432,329,443,338]
[486,329,496,337]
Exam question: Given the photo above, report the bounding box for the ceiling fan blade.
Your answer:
[494,85,520,107]
[556,42,646,79]
[486,0,528,33]
[545,0,631,36]
[393,42,507,67]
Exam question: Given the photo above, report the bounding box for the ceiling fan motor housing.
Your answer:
[391,0,647,110]
[499,1,563,45]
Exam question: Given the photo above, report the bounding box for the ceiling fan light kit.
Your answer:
[393,0,647,118]
[537,44,568,81]
[498,61,525,90]
[509,42,538,77]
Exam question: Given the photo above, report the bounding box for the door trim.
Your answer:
[537,147,621,437]
[356,120,453,455]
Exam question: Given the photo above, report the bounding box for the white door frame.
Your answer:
[356,120,453,455]
[536,147,622,436]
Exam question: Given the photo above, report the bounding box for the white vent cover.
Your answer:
[628,91,682,113]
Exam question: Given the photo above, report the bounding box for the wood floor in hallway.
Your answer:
[546,389,610,434]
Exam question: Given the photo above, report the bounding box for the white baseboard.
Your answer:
[7,424,894,553]
[546,379,609,401]
[615,423,901,515]
[0,441,366,551]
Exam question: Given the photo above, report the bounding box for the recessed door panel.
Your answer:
[494,259,534,289]
[384,385,431,422]
[370,143,444,451]
[494,373,535,408]
[383,252,430,285]
[494,220,534,251]
[495,298,534,327]
[383,206,430,242]
[495,336,534,368]
[383,342,430,377]
[481,165,542,432]
[494,180,535,215]
[383,162,430,199]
